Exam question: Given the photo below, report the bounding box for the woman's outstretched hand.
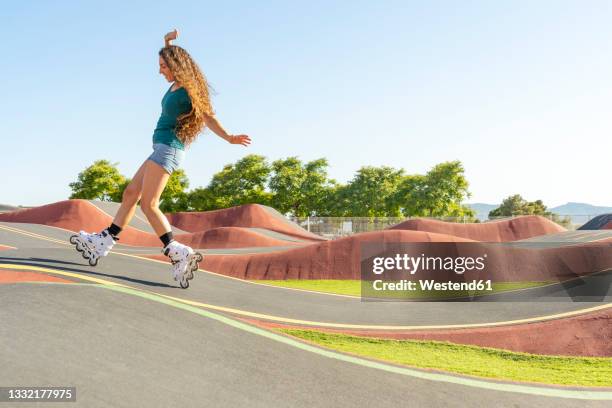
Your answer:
[164,29,179,46]
[229,134,252,147]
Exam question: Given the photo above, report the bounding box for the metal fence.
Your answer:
[287,215,600,239]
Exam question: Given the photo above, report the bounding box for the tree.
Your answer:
[489,194,572,227]
[109,178,131,203]
[206,154,272,208]
[394,174,427,216]
[301,159,338,216]
[69,160,126,201]
[316,182,345,216]
[182,187,217,211]
[489,194,550,217]
[68,155,480,220]
[337,166,405,217]
[396,161,474,217]
[269,157,335,216]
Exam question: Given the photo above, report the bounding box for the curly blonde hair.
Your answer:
[159,45,214,147]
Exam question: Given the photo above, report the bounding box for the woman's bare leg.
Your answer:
[112,160,148,228]
[140,160,173,237]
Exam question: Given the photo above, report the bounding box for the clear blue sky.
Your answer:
[2,0,611,207]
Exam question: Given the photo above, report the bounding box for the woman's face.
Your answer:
[159,56,174,82]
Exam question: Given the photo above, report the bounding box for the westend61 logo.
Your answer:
[360,241,611,302]
[372,253,488,275]
[360,242,499,302]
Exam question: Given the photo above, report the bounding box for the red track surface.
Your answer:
[166,204,324,241]
[2,200,610,357]
[200,239,610,280]
[249,307,612,357]
[0,200,317,249]
[389,215,565,242]
[1,200,609,281]
[0,269,73,284]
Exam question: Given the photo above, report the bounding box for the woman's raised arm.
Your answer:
[204,113,252,147]
[164,29,179,47]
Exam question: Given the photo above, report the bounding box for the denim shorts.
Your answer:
[147,143,185,174]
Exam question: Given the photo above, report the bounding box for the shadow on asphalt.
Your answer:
[0,256,178,289]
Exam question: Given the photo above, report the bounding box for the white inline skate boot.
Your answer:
[69,229,117,267]
[162,240,203,289]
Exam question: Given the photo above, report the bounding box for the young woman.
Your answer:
[70,29,251,288]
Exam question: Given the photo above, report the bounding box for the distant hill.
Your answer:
[549,202,612,215]
[0,203,19,212]
[467,202,612,225]
[549,202,612,226]
[466,203,499,221]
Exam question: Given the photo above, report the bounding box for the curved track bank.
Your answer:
[1,222,610,328]
[249,303,612,357]
[0,222,611,327]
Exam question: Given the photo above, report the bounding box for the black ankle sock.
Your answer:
[107,223,122,238]
[160,231,174,248]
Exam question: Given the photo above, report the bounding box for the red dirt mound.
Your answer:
[184,230,474,280]
[159,232,610,281]
[166,204,324,241]
[0,200,303,249]
[174,227,305,249]
[0,200,161,246]
[604,221,612,230]
[388,215,565,242]
[0,199,120,234]
[255,307,612,357]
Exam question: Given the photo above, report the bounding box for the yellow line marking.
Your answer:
[0,224,159,265]
[16,234,606,303]
[0,224,69,246]
[155,293,612,330]
[1,263,611,331]
[0,221,155,249]
[125,252,361,298]
[0,264,128,287]
[244,279,360,299]
[0,221,302,267]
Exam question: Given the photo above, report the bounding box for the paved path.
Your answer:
[1,221,610,407]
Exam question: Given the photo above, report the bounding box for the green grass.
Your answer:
[279,329,612,387]
[252,280,362,296]
[251,279,550,298]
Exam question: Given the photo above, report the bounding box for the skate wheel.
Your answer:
[186,269,194,280]
[82,251,89,259]
[179,278,189,289]
[195,253,203,262]
[75,245,84,253]
[69,235,78,244]
[89,257,98,267]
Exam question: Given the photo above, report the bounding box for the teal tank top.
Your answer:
[152,85,192,150]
